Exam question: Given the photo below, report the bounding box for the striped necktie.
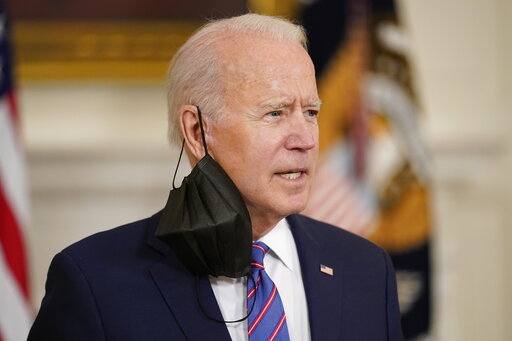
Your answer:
[247,241,290,341]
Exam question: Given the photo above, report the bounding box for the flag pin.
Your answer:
[320,264,333,276]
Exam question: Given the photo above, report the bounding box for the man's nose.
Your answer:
[284,112,317,151]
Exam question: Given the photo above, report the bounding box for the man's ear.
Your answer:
[180,105,208,161]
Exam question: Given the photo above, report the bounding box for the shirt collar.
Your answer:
[258,218,295,272]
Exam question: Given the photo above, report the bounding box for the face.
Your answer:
[206,35,320,230]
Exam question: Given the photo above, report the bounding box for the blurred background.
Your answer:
[0,0,511,340]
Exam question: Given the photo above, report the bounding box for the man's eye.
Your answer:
[306,110,319,118]
[267,111,281,117]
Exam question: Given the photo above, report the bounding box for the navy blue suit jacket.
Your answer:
[29,213,403,340]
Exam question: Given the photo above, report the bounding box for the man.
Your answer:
[29,14,403,340]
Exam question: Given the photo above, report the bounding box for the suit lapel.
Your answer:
[146,213,231,341]
[288,214,344,341]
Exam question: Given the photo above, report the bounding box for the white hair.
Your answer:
[166,13,308,145]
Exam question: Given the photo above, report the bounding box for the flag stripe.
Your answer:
[0,246,32,341]
[0,98,29,229]
[306,158,375,235]
[7,92,19,127]
[0,182,29,299]
[309,178,349,216]
[314,186,351,221]
[305,165,340,208]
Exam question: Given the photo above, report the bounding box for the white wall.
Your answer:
[401,0,512,339]
[19,0,512,339]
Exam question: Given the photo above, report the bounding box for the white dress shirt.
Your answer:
[209,218,311,341]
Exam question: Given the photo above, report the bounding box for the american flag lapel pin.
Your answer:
[320,264,334,276]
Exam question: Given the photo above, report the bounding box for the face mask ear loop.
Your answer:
[171,106,206,190]
[196,106,209,156]
[172,139,186,190]
[195,275,256,324]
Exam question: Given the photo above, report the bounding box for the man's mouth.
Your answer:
[277,171,304,180]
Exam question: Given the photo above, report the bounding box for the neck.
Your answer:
[250,215,283,240]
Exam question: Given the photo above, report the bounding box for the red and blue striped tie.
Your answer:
[247,241,290,341]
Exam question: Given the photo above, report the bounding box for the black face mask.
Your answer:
[155,107,252,278]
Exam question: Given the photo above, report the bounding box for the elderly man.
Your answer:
[29,14,403,341]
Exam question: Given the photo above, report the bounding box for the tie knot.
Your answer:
[251,241,269,270]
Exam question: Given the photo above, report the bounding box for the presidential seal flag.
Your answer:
[0,4,33,341]
[301,0,431,339]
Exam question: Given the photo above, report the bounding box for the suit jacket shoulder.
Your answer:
[62,213,162,259]
[287,214,404,341]
[29,212,231,341]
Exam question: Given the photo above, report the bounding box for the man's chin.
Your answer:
[276,200,309,218]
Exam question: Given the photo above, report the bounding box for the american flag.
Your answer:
[304,142,377,237]
[0,5,32,341]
